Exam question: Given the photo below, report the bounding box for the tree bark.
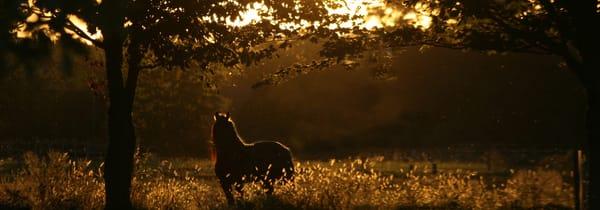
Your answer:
[98,0,138,209]
[104,103,136,210]
[103,37,136,209]
[578,28,600,210]
[562,2,600,204]
[586,87,599,209]
[581,62,600,210]
[569,56,600,209]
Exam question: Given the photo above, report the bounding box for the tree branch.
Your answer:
[485,10,558,54]
[391,39,555,55]
[64,19,104,48]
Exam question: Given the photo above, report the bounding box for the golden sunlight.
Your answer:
[226,2,270,27]
[230,0,432,31]
[326,0,433,30]
[19,0,434,46]
[18,1,102,45]
[65,15,103,45]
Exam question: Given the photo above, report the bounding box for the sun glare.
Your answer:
[228,0,433,31]
[226,2,270,27]
[65,15,103,44]
[19,0,435,46]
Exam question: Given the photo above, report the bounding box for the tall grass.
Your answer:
[0,152,104,209]
[0,151,574,209]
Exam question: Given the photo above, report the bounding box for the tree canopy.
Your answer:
[252,0,599,87]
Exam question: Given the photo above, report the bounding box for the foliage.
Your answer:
[254,0,599,86]
[0,0,91,76]
[13,0,333,72]
[1,151,574,209]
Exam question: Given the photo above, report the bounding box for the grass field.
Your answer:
[0,151,575,210]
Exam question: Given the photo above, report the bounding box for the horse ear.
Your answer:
[226,112,231,119]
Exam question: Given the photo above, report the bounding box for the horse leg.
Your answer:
[264,180,274,195]
[235,183,244,199]
[219,180,235,205]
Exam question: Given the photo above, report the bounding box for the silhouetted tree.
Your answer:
[386,1,599,206]
[260,0,599,207]
[11,0,328,208]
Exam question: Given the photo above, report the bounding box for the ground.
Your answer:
[0,150,575,209]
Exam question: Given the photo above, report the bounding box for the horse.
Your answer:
[211,112,294,205]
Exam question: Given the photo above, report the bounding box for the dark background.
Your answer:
[0,46,586,158]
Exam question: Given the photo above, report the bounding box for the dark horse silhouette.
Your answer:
[211,112,294,204]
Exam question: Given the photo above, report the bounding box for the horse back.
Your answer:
[249,141,292,161]
[247,141,294,179]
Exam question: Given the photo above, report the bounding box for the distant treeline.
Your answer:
[0,60,228,157]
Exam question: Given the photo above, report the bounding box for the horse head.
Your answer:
[212,112,241,148]
[213,112,231,123]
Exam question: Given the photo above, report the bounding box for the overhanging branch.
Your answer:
[64,19,104,48]
[486,9,560,55]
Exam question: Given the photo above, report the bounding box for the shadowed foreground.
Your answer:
[0,151,573,210]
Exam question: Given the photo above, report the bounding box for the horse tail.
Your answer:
[209,127,218,164]
[209,146,217,164]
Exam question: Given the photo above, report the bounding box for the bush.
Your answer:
[0,151,104,210]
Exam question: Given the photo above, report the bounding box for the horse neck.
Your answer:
[214,133,245,154]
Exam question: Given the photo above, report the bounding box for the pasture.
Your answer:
[0,149,575,210]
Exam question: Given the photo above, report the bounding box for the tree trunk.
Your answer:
[562,42,599,207]
[578,28,600,209]
[582,65,600,210]
[562,3,600,203]
[569,54,600,209]
[104,102,136,210]
[103,38,136,209]
[98,0,137,209]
